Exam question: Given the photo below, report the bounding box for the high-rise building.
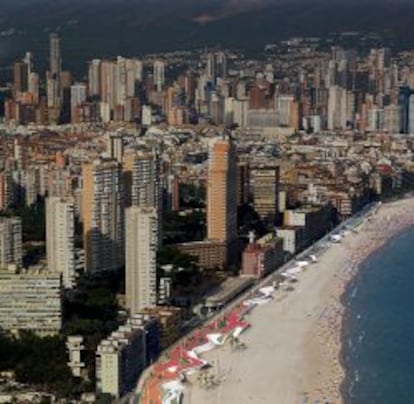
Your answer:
[82,159,124,273]
[206,53,216,81]
[166,174,180,212]
[153,60,165,92]
[70,83,87,108]
[23,52,32,84]
[46,196,75,289]
[206,52,227,82]
[70,82,87,122]
[236,161,249,206]
[276,95,295,127]
[215,51,227,80]
[0,171,14,211]
[0,217,22,269]
[125,207,158,314]
[141,105,152,126]
[384,104,401,133]
[88,59,101,97]
[49,33,62,80]
[123,152,162,243]
[100,60,117,108]
[328,85,347,130]
[47,77,58,109]
[108,133,124,163]
[207,136,238,264]
[123,152,162,212]
[48,33,62,109]
[116,56,127,108]
[250,166,280,222]
[28,72,40,104]
[13,62,28,94]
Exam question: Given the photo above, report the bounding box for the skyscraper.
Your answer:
[123,152,162,212]
[125,207,158,313]
[82,159,124,273]
[153,60,165,92]
[0,217,22,269]
[23,52,32,85]
[49,33,62,80]
[123,152,162,242]
[207,136,237,264]
[46,196,75,289]
[88,59,101,98]
[70,82,87,123]
[13,62,28,94]
[49,33,62,110]
[206,52,227,83]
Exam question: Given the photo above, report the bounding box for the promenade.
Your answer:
[136,199,414,404]
[184,198,414,404]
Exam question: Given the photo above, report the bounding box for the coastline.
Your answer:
[181,197,414,404]
[302,197,414,404]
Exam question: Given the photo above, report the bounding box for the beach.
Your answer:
[182,198,414,404]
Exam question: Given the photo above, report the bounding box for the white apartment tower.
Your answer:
[88,59,101,97]
[125,207,158,313]
[153,60,165,92]
[46,196,75,289]
[70,83,87,109]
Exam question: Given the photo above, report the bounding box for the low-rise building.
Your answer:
[283,203,334,245]
[276,226,307,255]
[241,233,284,277]
[175,240,227,270]
[66,336,85,378]
[138,307,182,350]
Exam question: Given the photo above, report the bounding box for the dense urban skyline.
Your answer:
[2,2,414,402]
[2,0,414,73]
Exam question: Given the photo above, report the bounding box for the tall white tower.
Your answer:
[125,207,158,313]
[46,197,75,289]
[153,60,165,92]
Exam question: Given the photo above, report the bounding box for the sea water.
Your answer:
[341,227,414,404]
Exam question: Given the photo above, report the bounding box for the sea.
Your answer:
[341,226,414,404]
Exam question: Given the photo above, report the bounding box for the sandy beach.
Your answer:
[182,197,414,404]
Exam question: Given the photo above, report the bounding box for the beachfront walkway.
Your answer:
[137,198,414,404]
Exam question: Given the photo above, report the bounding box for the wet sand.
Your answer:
[183,198,414,404]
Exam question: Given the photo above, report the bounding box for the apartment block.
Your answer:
[125,207,158,314]
[82,159,124,273]
[96,315,159,398]
[250,165,280,221]
[0,217,22,269]
[0,265,62,336]
[46,196,75,288]
[207,136,238,266]
[241,233,284,277]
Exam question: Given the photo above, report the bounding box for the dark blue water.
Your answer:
[342,227,414,404]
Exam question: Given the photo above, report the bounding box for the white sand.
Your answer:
[183,198,414,404]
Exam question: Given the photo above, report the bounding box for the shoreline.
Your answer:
[305,197,414,404]
[181,198,414,404]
